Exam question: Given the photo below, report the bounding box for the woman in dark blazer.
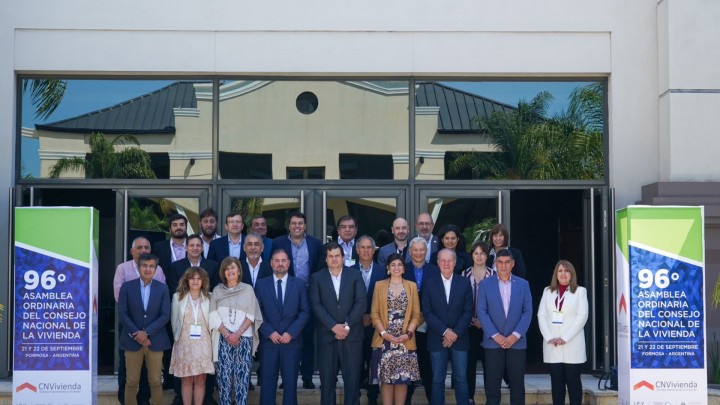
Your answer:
[430,224,472,275]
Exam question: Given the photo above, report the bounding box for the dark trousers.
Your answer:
[484,348,526,405]
[548,363,583,405]
[300,317,315,381]
[362,325,379,404]
[260,344,302,405]
[405,330,432,405]
[467,327,485,395]
[318,338,362,405]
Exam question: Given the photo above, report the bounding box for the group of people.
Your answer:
[113,209,589,405]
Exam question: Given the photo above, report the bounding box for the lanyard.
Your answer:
[191,298,201,325]
[555,291,566,311]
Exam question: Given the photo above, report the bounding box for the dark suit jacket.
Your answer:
[403,262,440,298]
[255,275,311,349]
[272,234,324,277]
[118,278,171,352]
[152,240,181,280]
[488,247,527,279]
[207,235,246,263]
[309,267,367,344]
[261,236,273,263]
[169,258,220,294]
[351,260,387,313]
[240,260,275,288]
[421,273,474,352]
[430,249,472,275]
[476,274,532,350]
[377,242,411,268]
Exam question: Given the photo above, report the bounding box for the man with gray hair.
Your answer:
[352,235,386,405]
[402,236,440,405]
[415,213,439,263]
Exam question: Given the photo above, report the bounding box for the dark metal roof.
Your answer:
[415,82,516,133]
[36,82,197,134]
[36,81,513,135]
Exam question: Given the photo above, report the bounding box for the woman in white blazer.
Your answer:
[537,260,588,405]
[169,267,214,405]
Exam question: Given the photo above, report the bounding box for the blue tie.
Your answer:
[277,279,283,310]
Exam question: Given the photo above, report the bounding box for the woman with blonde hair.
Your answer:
[209,257,263,405]
[537,260,588,405]
[169,267,214,405]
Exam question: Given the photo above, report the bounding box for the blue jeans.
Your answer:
[430,348,469,405]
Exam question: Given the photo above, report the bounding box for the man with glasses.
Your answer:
[207,212,247,262]
[336,215,359,267]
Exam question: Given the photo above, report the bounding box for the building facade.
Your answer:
[2,0,720,377]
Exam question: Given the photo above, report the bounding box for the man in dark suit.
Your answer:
[255,249,311,405]
[169,234,220,293]
[118,253,171,405]
[402,236,440,405]
[377,217,410,268]
[153,213,188,282]
[241,233,274,288]
[336,215,359,267]
[415,213,439,263]
[422,248,474,405]
[272,211,323,388]
[351,235,386,405]
[310,242,367,405]
[477,249,532,405]
[207,212,246,263]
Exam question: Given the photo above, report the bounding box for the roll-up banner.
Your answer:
[13,207,99,405]
[616,206,706,405]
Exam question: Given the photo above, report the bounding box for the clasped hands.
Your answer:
[268,331,294,344]
[132,330,152,347]
[382,331,410,345]
[332,324,350,340]
[548,338,566,346]
[492,333,519,349]
[442,329,458,348]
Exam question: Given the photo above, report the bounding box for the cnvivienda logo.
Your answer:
[619,293,627,315]
[633,380,654,391]
[15,382,37,393]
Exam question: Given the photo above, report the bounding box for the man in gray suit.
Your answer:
[377,217,410,268]
[310,242,367,405]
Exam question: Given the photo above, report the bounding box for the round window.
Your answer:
[296,92,319,115]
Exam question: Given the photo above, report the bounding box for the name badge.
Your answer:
[190,324,202,339]
[552,310,564,325]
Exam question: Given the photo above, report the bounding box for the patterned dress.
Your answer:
[369,288,420,384]
[169,298,215,377]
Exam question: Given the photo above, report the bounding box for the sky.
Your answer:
[20,79,591,177]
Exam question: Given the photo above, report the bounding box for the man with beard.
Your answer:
[250,214,273,262]
[152,213,188,396]
[241,233,275,288]
[377,217,410,268]
[199,208,221,259]
[153,213,188,282]
[415,213,439,263]
[255,249,310,405]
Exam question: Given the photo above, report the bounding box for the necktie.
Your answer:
[277,279,283,309]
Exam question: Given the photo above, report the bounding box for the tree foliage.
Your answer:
[24,79,67,120]
[450,83,605,180]
[48,132,156,179]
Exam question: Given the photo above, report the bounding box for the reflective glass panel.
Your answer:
[415,81,605,180]
[20,79,214,180]
[218,80,409,180]
[229,196,301,239]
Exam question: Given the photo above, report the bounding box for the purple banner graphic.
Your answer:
[14,246,90,370]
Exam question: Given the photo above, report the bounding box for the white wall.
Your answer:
[2,0,675,207]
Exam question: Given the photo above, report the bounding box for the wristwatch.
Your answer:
[344,323,350,331]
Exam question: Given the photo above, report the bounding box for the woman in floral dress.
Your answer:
[169,267,214,405]
[370,253,423,405]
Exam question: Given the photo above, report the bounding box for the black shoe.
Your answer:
[204,399,218,405]
[249,381,255,391]
[303,380,315,389]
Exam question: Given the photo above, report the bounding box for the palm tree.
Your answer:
[48,132,156,179]
[24,79,67,120]
[449,83,604,180]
